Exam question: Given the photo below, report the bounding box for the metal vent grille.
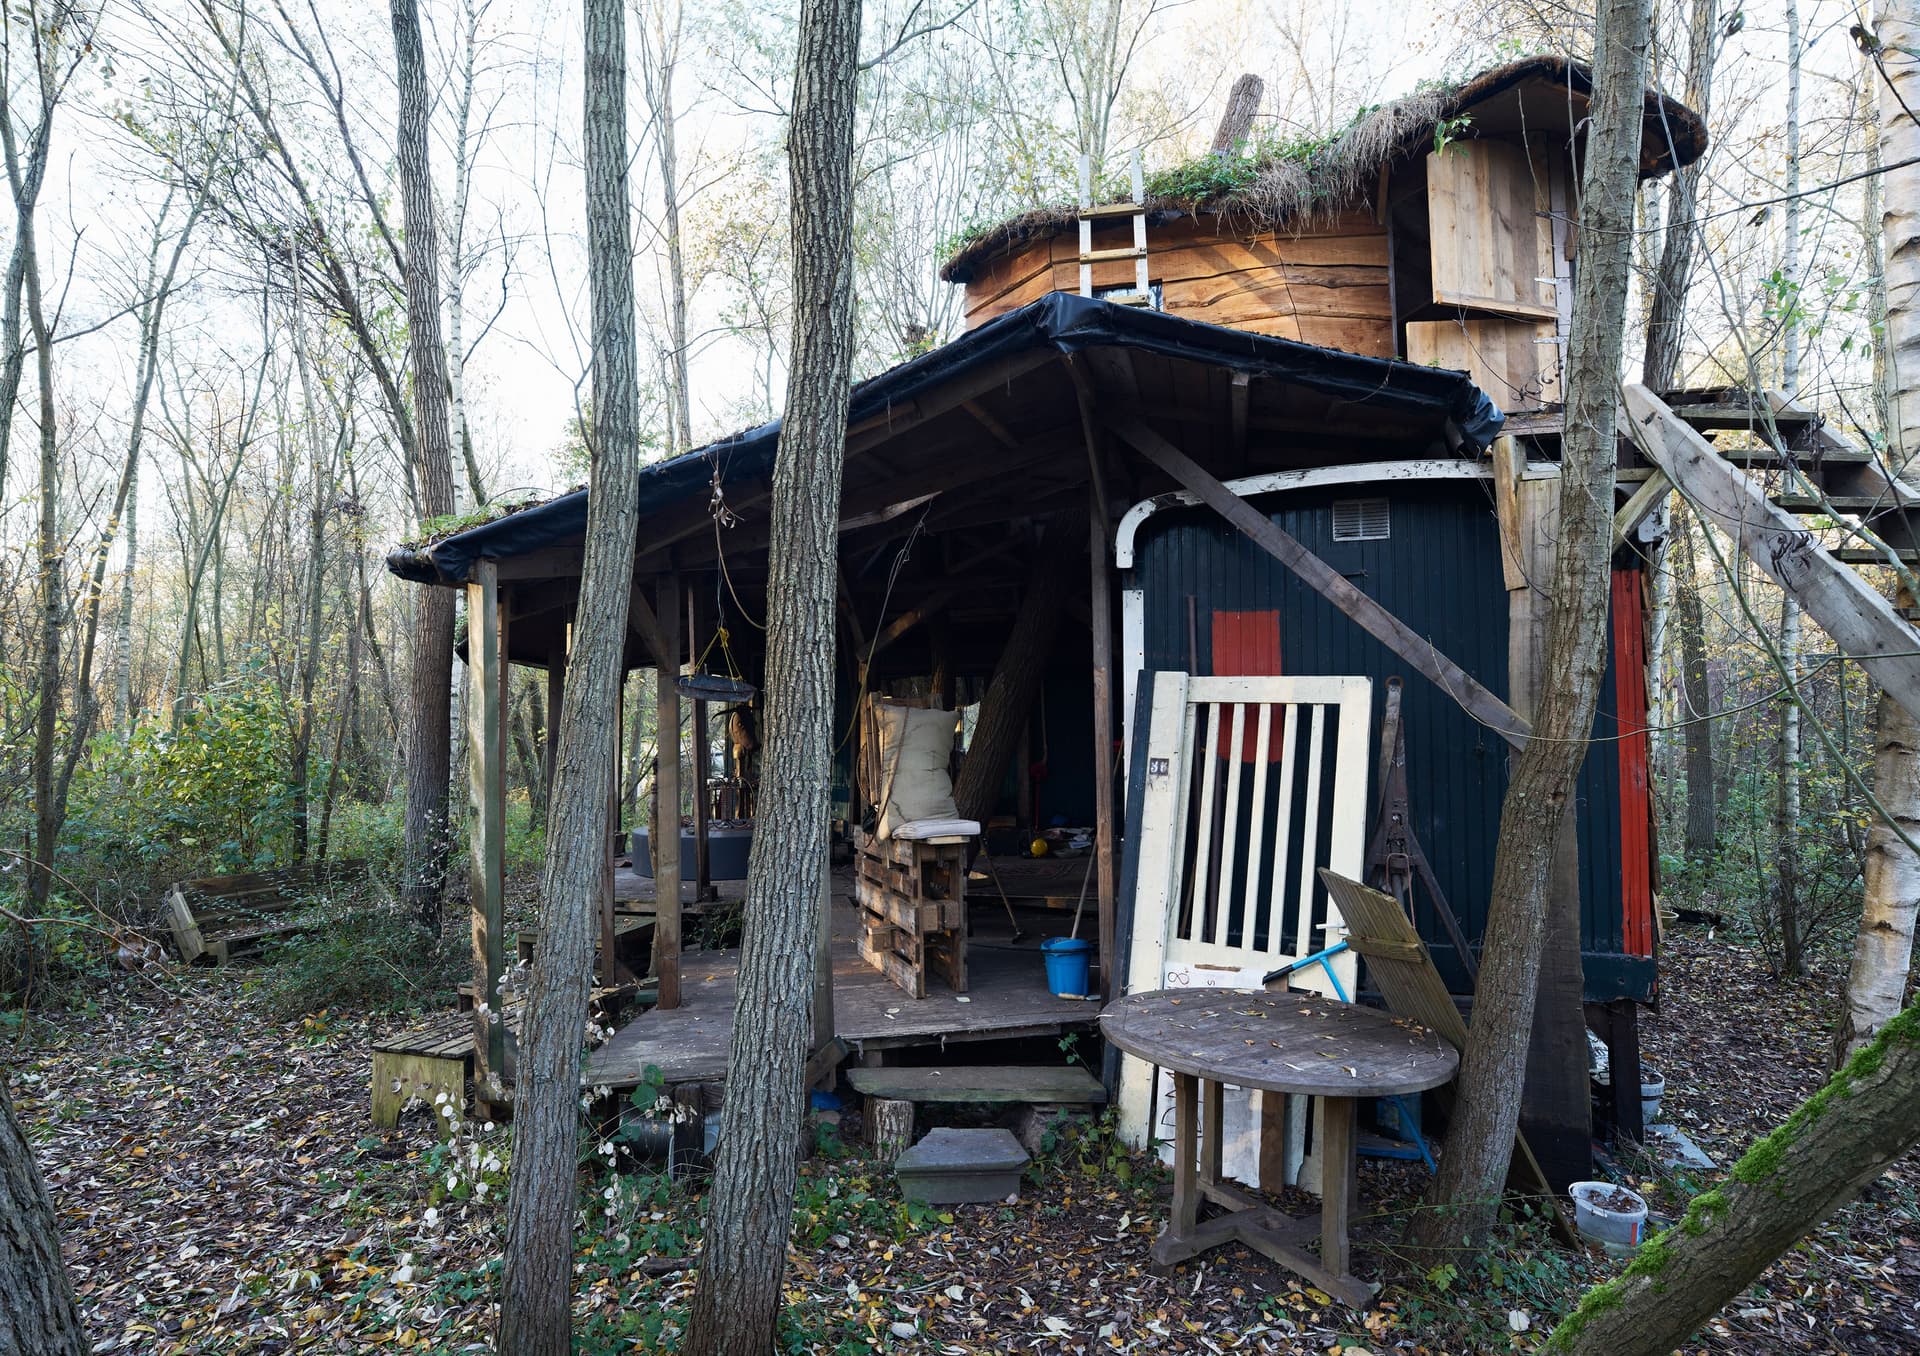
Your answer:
[1331,497,1391,542]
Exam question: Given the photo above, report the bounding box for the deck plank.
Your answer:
[584,923,1100,1089]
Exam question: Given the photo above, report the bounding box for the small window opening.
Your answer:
[1094,280,1162,310]
[1331,497,1391,542]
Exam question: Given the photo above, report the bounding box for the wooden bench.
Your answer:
[848,1064,1106,1155]
[852,823,973,998]
[164,861,371,965]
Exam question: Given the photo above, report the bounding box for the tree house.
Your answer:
[941,56,1707,418]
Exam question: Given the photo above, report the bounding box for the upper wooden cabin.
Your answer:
[940,56,1706,418]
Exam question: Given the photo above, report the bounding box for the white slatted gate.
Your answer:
[1118,673,1373,1186]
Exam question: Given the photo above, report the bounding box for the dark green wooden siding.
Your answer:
[1132,478,1654,1001]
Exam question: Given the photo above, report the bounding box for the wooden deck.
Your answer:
[584,903,1102,1089]
[612,865,748,907]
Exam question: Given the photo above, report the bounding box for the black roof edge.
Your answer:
[391,292,1504,587]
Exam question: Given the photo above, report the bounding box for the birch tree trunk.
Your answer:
[681,0,861,1345]
[1545,1002,1920,1355]
[391,0,461,928]
[1837,0,1920,1064]
[1642,0,1718,861]
[1407,0,1653,1252]
[496,0,645,1347]
[640,0,692,454]
[0,1078,84,1356]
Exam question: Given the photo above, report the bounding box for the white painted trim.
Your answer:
[1112,459,1491,569]
[1116,459,1493,765]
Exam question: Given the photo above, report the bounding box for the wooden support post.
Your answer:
[1318,1095,1355,1280]
[544,635,566,799]
[813,853,835,1061]
[1105,412,1530,746]
[600,675,624,986]
[868,1097,914,1159]
[1073,360,1121,998]
[1089,494,1119,998]
[1170,1072,1199,1237]
[688,587,712,900]
[466,561,509,1104]
[1502,459,1593,1191]
[652,573,684,1009]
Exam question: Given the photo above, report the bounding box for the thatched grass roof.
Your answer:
[939,56,1707,284]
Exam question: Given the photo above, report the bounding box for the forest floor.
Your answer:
[6,923,1917,1355]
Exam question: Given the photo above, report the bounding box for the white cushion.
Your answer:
[892,817,981,842]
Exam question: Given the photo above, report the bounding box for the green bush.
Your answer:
[66,673,296,888]
[246,904,463,1021]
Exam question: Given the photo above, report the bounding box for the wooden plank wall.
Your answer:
[1405,317,1560,411]
[961,212,1394,358]
[1425,141,1557,320]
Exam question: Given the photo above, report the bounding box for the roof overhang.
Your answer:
[388,292,1505,590]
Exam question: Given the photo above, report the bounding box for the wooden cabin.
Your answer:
[385,56,1706,1194]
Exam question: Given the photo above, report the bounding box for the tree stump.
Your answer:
[867,1097,914,1161]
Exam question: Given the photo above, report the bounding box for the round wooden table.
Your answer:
[1100,988,1459,1307]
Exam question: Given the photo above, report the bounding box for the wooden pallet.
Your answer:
[853,829,969,999]
[164,861,371,965]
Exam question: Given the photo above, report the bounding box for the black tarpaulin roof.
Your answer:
[387,291,1505,587]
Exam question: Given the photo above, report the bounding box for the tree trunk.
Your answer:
[287,255,334,863]
[1641,0,1716,390]
[1407,0,1652,1253]
[681,0,861,1345]
[1775,598,1807,977]
[26,180,59,912]
[640,0,692,455]
[1676,504,1717,858]
[1545,1002,1920,1355]
[1837,0,1920,1064]
[496,0,646,1346]
[951,523,1079,828]
[0,1077,84,1355]
[392,0,461,928]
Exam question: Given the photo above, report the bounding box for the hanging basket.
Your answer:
[676,672,757,703]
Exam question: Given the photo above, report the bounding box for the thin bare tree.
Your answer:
[497,0,647,1346]
[682,0,862,1345]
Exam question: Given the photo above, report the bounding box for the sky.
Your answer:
[11,0,1882,554]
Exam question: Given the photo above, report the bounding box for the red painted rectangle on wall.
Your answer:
[1210,610,1284,761]
[1612,568,1655,958]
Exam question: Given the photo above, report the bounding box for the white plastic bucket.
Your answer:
[1570,1180,1648,1250]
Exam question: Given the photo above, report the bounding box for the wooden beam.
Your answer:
[960,398,1020,449]
[1612,469,1671,551]
[465,560,509,1103]
[869,588,961,658]
[627,582,670,669]
[1105,412,1530,746]
[1623,384,1920,718]
[652,573,684,1009]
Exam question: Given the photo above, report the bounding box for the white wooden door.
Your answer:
[1118,672,1373,1182]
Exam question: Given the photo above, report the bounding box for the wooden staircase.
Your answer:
[1641,386,1920,566]
[1620,383,1920,720]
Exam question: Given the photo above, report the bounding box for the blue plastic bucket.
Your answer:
[1041,937,1094,997]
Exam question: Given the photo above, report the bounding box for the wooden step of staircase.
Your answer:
[847,1064,1107,1106]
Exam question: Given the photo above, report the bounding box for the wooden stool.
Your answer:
[852,820,977,998]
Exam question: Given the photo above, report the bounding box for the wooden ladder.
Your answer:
[1077,150,1151,306]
